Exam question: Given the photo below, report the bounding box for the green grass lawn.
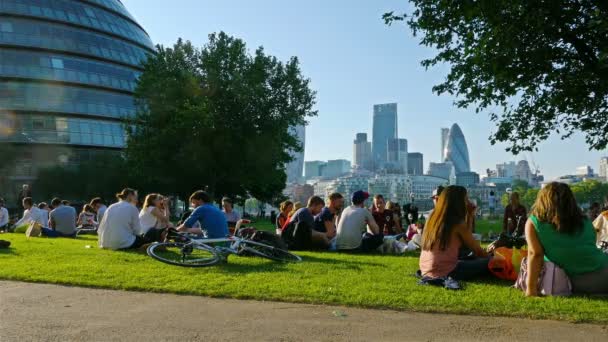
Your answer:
[1,219,607,323]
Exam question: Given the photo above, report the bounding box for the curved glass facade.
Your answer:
[0,0,151,199]
[443,123,471,174]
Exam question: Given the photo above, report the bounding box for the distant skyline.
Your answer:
[123,0,607,179]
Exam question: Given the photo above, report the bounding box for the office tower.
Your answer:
[372,103,398,170]
[428,161,456,183]
[441,128,450,160]
[353,133,372,171]
[322,159,351,179]
[443,123,471,173]
[600,157,608,180]
[497,161,517,178]
[387,138,408,174]
[0,0,153,200]
[286,125,306,183]
[515,160,532,184]
[575,165,594,177]
[305,161,326,180]
[456,172,481,187]
[407,152,424,175]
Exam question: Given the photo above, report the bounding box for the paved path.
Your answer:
[0,281,606,341]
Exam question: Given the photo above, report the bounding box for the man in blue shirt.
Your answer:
[176,190,228,238]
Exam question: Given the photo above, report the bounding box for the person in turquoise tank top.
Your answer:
[525,182,608,296]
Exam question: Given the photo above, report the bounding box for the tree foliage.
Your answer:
[126,33,316,203]
[385,1,608,153]
[501,180,608,209]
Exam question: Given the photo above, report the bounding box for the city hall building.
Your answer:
[0,0,153,205]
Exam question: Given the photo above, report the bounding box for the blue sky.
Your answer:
[123,0,606,179]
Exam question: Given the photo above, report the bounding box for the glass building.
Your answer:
[0,0,153,204]
[443,123,471,174]
[372,103,398,171]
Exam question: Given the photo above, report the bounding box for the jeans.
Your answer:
[449,257,490,280]
[41,228,76,238]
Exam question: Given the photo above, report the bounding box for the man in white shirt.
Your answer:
[335,190,381,252]
[0,198,9,232]
[14,197,46,229]
[98,188,167,250]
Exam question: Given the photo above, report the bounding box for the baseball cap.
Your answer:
[352,190,370,204]
[431,186,445,199]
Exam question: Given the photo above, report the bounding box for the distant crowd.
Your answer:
[1,181,608,297]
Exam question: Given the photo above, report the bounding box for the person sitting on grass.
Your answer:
[139,194,172,235]
[525,182,608,296]
[16,197,46,231]
[503,192,527,236]
[334,191,382,252]
[0,198,9,232]
[222,197,241,228]
[77,204,98,230]
[90,197,108,224]
[288,202,304,220]
[371,195,401,236]
[45,198,77,238]
[98,188,167,250]
[276,200,293,235]
[175,190,228,238]
[419,186,489,280]
[313,193,344,239]
[38,202,50,230]
[283,196,331,249]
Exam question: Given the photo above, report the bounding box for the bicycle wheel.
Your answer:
[147,242,221,267]
[238,240,302,263]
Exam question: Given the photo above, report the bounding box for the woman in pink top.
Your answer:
[419,186,489,280]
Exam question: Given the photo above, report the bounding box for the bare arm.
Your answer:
[151,207,171,227]
[457,224,487,258]
[525,219,544,297]
[366,213,380,235]
[323,220,336,238]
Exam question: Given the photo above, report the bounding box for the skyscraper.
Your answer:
[441,128,450,160]
[407,152,424,175]
[387,138,408,174]
[600,157,608,181]
[353,133,372,171]
[443,123,471,174]
[372,103,398,171]
[285,125,306,183]
[0,0,153,200]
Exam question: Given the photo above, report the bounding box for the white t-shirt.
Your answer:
[0,207,9,227]
[98,200,141,250]
[40,209,49,228]
[139,206,158,235]
[14,207,46,227]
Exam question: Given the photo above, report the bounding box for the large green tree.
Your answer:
[126,33,316,202]
[385,1,608,153]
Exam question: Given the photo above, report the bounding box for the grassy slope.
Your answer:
[0,220,607,323]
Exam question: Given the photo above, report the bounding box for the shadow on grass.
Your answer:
[0,247,16,255]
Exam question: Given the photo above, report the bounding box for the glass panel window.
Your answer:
[0,22,13,33]
[51,58,64,69]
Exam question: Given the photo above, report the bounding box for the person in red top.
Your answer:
[371,195,401,236]
[503,192,527,236]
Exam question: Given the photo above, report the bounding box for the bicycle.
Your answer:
[147,232,302,267]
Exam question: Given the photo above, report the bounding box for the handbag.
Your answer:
[515,257,572,296]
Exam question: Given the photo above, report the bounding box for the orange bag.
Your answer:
[488,247,528,281]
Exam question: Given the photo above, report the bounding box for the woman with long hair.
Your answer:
[419,186,488,280]
[503,192,527,236]
[139,193,172,235]
[276,200,293,235]
[77,204,98,229]
[525,182,608,296]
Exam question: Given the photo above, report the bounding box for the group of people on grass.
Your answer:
[3,181,608,297]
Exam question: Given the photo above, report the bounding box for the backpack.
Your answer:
[515,257,572,296]
[280,220,313,251]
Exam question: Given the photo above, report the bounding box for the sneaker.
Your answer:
[25,224,42,238]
